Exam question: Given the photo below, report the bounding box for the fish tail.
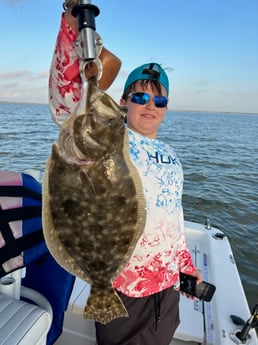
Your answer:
[83,287,128,324]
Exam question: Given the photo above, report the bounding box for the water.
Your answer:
[0,102,257,311]
[0,102,58,172]
[160,110,258,310]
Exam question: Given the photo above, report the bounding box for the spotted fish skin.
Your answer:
[43,78,146,324]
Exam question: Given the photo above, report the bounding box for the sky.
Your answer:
[1,0,258,114]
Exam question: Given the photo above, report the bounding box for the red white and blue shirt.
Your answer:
[112,129,195,297]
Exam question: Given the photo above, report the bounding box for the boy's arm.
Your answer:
[49,12,82,126]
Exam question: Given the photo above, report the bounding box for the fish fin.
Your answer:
[111,128,146,279]
[42,160,92,284]
[83,286,128,324]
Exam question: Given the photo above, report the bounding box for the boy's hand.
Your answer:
[63,0,78,11]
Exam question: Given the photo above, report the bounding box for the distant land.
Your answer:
[0,100,257,116]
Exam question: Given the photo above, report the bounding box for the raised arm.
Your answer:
[49,11,82,126]
[49,3,121,127]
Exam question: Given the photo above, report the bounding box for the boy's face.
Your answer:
[120,81,168,139]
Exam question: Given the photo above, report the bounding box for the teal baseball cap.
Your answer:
[123,62,169,94]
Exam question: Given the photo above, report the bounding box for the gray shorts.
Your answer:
[95,286,180,345]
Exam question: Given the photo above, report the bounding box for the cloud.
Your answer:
[0,83,48,104]
[0,70,32,80]
[0,70,49,82]
[29,70,49,81]
[0,69,49,104]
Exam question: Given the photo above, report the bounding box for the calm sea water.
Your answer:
[0,102,257,310]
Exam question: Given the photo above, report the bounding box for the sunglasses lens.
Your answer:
[154,96,168,108]
[130,92,168,108]
[131,92,150,105]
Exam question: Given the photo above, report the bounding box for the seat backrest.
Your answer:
[0,171,48,278]
[0,170,75,345]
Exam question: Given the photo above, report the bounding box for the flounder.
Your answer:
[42,78,146,324]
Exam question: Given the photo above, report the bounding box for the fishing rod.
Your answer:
[231,303,258,344]
[71,0,100,61]
[67,0,121,89]
[71,0,103,83]
[236,303,258,343]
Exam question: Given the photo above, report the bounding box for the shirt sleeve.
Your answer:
[49,13,83,126]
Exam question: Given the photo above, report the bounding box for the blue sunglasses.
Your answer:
[128,92,168,108]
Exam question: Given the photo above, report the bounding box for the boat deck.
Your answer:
[55,223,207,345]
[54,221,258,345]
[54,276,200,345]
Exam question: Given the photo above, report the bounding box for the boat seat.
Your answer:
[0,288,52,345]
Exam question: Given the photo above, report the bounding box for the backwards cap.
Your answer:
[123,62,169,94]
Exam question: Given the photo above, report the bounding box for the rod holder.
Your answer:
[72,1,100,61]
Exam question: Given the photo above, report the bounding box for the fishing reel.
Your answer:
[230,303,258,344]
[72,0,104,82]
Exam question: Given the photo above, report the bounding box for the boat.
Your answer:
[0,171,257,345]
[54,220,258,345]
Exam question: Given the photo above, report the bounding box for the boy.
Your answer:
[49,6,202,345]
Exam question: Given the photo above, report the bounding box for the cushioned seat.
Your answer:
[0,293,52,345]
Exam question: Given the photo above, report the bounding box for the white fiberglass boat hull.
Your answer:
[55,221,258,345]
